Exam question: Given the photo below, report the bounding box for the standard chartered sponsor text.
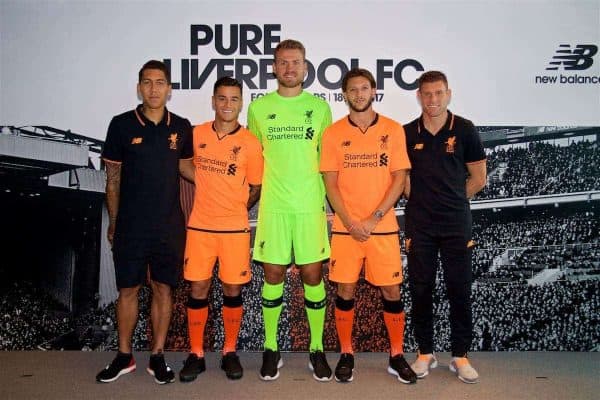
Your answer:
[198,156,227,174]
[344,152,378,168]
[267,125,305,140]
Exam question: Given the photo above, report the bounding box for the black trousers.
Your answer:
[405,223,473,357]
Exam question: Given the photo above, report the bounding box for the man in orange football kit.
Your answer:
[320,68,417,384]
[178,77,263,382]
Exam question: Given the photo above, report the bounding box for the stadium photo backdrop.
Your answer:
[0,0,598,352]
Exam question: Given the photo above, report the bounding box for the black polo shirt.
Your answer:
[403,111,485,231]
[102,105,193,240]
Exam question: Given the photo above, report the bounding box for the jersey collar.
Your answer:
[417,110,454,135]
[134,104,171,127]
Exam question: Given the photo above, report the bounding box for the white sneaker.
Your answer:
[410,352,438,378]
[449,357,479,384]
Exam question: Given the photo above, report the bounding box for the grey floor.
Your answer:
[1,351,598,400]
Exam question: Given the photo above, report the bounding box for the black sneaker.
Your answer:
[179,353,206,382]
[387,354,417,384]
[96,352,136,383]
[260,349,283,381]
[334,353,354,383]
[147,353,175,384]
[308,350,333,382]
[221,352,243,380]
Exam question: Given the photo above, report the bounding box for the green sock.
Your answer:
[262,281,284,351]
[304,280,327,352]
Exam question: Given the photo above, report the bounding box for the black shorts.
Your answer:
[112,234,184,289]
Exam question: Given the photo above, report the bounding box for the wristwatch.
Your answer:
[373,210,385,220]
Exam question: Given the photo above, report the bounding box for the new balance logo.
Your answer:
[379,153,388,166]
[227,163,237,176]
[535,44,599,85]
[305,127,315,140]
[342,140,351,147]
[268,114,276,120]
[546,44,597,71]
[198,143,207,149]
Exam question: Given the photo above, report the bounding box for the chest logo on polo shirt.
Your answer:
[229,146,241,161]
[168,133,178,150]
[342,140,351,147]
[267,114,276,120]
[414,143,424,150]
[379,134,389,150]
[131,137,143,145]
[198,143,207,149]
[445,136,456,153]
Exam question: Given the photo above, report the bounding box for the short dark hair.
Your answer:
[213,76,243,95]
[138,60,171,84]
[274,39,306,60]
[418,70,448,90]
[342,68,376,92]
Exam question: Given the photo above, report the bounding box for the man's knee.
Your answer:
[119,285,141,301]
[299,262,323,285]
[263,264,286,284]
[337,283,356,300]
[190,280,211,299]
[151,280,172,298]
[380,284,400,301]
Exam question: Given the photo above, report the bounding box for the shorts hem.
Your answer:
[294,256,330,266]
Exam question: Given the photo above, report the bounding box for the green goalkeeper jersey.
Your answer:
[247,90,332,213]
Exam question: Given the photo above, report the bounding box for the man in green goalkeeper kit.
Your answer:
[247,39,333,382]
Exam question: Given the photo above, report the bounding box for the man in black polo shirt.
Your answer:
[96,60,194,385]
[403,71,486,384]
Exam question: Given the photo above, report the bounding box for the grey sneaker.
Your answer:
[411,353,438,378]
[449,357,479,384]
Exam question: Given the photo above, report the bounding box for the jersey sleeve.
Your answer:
[463,121,486,164]
[180,119,194,159]
[319,126,338,172]
[247,104,262,143]
[101,116,123,163]
[318,103,333,142]
[246,135,264,185]
[390,122,411,172]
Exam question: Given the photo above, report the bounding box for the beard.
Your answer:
[348,97,374,113]
[276,76,303,89]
